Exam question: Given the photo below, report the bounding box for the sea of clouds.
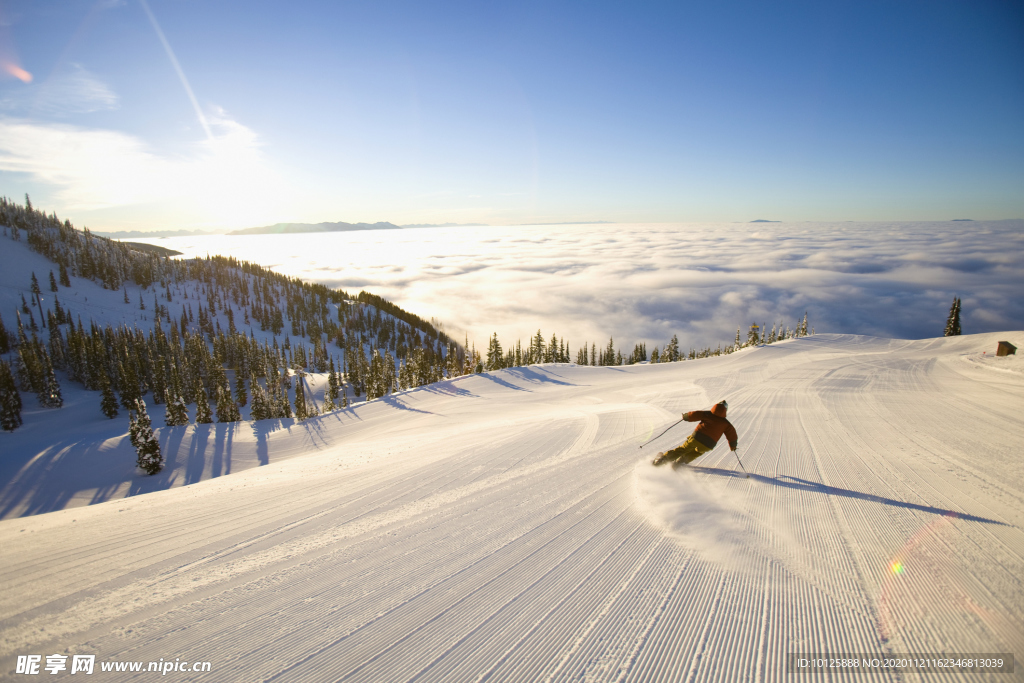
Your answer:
[143,221,1024,353]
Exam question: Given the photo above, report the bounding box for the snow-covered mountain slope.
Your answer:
[2,332,1023,681]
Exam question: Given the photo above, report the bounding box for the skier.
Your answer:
[652,400,738,467]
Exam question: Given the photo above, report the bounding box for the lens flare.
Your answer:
[890,561,904,574]
[2,61,32,83]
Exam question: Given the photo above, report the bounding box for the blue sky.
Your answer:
[0,0,1021,231]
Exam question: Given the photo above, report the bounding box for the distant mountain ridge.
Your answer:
[228,221,402,235]
[97,229,222,238]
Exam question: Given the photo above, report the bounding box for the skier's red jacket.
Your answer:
[684,411,738,451]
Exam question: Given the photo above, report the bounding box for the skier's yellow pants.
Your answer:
[663,433,713,465]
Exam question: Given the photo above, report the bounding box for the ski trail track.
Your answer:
[2,333,1023,682]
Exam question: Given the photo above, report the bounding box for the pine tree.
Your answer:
[40,351,63,408]
[49,271,58,293]
[665,335,680,362]
[234,372,247,407]
[293,375,307,420]
[278,385,293,418]
[384,350,396,395]
[0,312,9,354]
[195,385,213,424]
[0,361,23,431]
[944,297,962,336]
[59,262,70,287]
[216,385,240,422]
[118,360,140,410]
[100,374,119,419]
[129,398,164,475]
[530,329,545,364]
[164,387,189,426]
[151,356,166,405]
[486,333,503,371]
[249,376,270,420]
[30,272,40,296]
[746,323,760,347]
[327,358,339,401]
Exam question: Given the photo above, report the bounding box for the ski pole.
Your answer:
[732,449,750,478]
[639,418,684,449]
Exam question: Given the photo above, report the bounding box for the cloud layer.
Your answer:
[146,221,1024,352]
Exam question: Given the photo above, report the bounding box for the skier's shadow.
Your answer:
[694,467,1008,526]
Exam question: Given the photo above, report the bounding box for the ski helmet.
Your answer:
[712,400,728,417]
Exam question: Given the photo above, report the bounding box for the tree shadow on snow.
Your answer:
[251,420,277,466]
[377,394,436,415]
[475,373,530,392]
[694,467,1009,526]
[419,381,479,399]
[505,367,578,386]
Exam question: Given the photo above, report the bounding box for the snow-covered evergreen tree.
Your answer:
[665,335,680,362]
[746,323,760,347]
[0,361,23,431]
[129,398,163,475]
[486,333,503,371]
[195,386,213,424]
[164,388,189,426]
[216,386,240,422]
[249,375,270,421]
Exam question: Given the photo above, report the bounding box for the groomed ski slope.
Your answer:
[2,332,1023,681]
